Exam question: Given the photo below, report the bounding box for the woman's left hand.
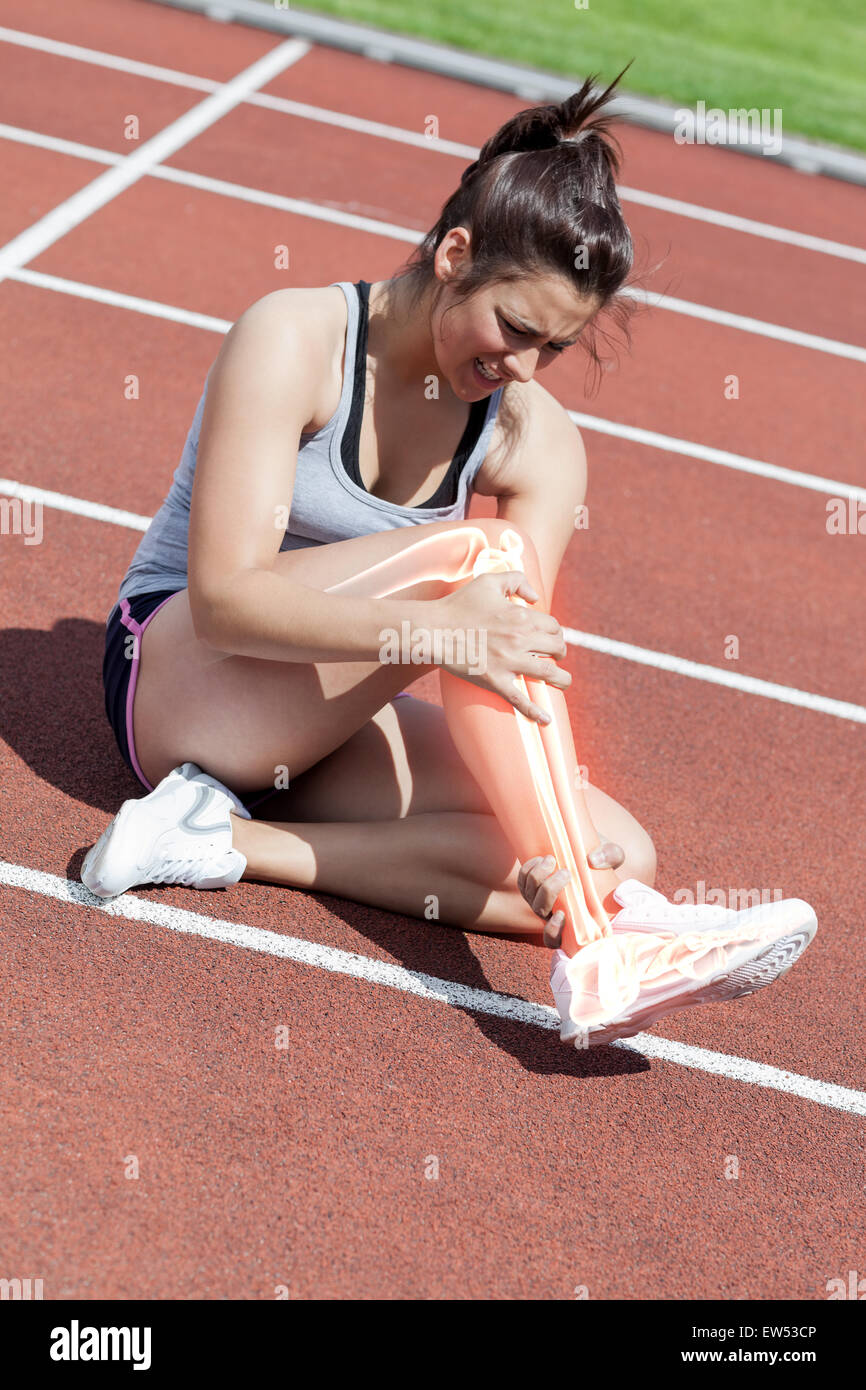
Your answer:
[518,841,625,947]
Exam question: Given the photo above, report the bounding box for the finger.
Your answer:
[518,856,546,895]
[588,841,626,870]
[498,571,539,604]
[520,657,572,689]
[527,629,569,659]
[505,678,552,725]
[525,855,556,900]
[543,910,565,950]
[531,868,570,919]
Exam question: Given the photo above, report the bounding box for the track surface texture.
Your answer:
[1,0,864,1301]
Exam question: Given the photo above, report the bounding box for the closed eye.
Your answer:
[499,315,568,355]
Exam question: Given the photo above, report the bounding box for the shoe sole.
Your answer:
[564,917,817,1048]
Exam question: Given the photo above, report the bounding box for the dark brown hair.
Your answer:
[397,66,638,394]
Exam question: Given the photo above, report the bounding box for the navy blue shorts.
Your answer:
[103,588,180,787]
[103,587,417,815]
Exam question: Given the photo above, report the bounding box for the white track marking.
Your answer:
[0,123,127,165]
[563,629,866,725]
[11,267,234,332]
[0,39,309,281]
[1,472,862,722]
[568,411,866,503]
[616,184,866,265]
[153,163,421,240]
[0,24,221,89]
[2,267,862,499]
[0,478,152,531]
[0,26,864,264]
[623,286,866,362]
[1,862,863,1118]
[2,117,864,357]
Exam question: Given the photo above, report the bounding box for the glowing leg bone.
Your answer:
[327,524,611,949]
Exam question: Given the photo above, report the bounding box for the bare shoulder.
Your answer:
[475,377,587,502]
[242,284,344,330]
[220,286,347,430]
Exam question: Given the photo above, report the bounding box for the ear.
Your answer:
[434,226,473,280]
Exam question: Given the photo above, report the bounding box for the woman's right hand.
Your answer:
[432,570,571,724]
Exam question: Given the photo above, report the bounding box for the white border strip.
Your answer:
[567,410,866,503]
[563,628,866,725]
[0,477,152,531]
[5,269,864,506]
[1,120,862,360]
[616,184,866,266]
[2,862,863,1117]
[10,267,235,332]
[0,37,310,281]
[2,472,863,725]
[143,0,866,187]
[0,27,864,262]
[624,286,866,363]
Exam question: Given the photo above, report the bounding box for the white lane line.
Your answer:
[0,38,310,281]
[1,26,864,264]
[616,184,866,266]
[2,119,864,358]
[0,123,127,166]
[563,629,866,726]
[1,473,862,724]
[623,286,866,363]
[0,478,152,531]
[2,862,863,1119]
[0,24,220,90]
[568,411,866,504]
[11,267,234,332]
[152,163,420,240]
[4,266,863,504]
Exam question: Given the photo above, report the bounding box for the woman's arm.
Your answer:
[485,380,589,607]
[187,292,434,663]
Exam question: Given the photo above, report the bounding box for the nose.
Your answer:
[502,347,540,383]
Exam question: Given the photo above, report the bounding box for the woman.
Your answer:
[83,72,818,1046]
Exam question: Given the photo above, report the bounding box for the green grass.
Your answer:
[253,0,866,153]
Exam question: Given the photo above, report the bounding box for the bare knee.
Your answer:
[622,831,657,888]
[472,517,539,567]
[456,518,544,604]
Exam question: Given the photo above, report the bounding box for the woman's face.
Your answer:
[431,235,598,400]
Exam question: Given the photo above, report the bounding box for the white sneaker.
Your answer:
[81,763,249,899]
[551,879,817,1047]
[608,878,750,934]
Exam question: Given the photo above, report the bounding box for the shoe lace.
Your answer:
[149,844,225,887]
[623,896,730,925]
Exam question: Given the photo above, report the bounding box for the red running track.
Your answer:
[0,0,864,1300]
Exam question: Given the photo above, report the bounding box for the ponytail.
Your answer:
[397,66,637,393]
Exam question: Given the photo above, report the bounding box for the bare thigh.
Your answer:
[132,517,519,794]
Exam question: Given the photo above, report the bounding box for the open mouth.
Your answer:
[473,357,503,384]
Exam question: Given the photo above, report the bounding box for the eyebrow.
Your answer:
[504,310,579,349]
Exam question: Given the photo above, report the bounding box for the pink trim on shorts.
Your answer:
[118,592,181,792]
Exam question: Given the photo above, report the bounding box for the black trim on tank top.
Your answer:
[340,279,487,509]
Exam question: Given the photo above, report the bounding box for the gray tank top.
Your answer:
[114,280,504,614]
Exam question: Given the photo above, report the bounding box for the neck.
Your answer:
[366,275,442,390]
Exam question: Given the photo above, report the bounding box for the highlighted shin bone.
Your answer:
[439,529,610,948]
[327,524,611,949]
